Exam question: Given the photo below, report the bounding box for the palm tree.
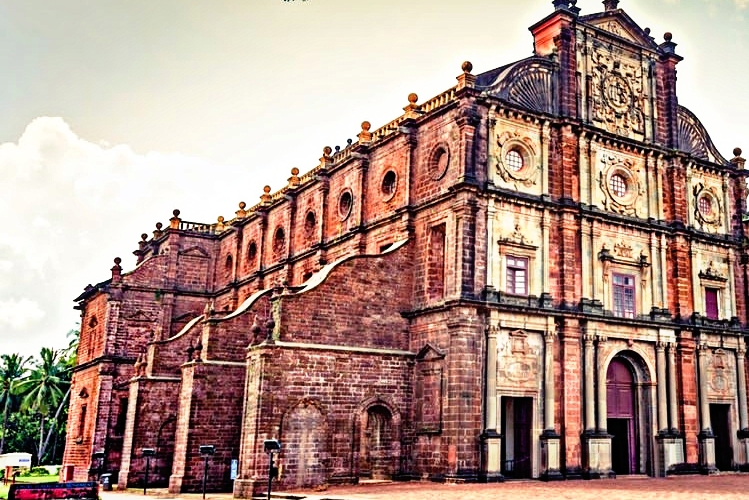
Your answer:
[0,353,30,454]
[15,348,71,464]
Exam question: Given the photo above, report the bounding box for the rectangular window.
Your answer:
[428,224,446,300]
[612,273,635,318]
[705,288,719,320]
[506,256,529,295]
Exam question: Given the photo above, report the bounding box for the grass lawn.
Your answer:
[0,475,59,500]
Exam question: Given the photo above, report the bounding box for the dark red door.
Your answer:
[607,359,636,474]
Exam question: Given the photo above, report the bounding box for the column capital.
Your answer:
[738,344,747,357]
[597,334,608,344]
[656,341,667,351]
[583,333,596,345]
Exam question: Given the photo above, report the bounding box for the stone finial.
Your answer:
[732,147,745,170]
[111,257,122,283]
[357,121,372,144]
[659,32,678,55]
[319,146,333,169]
[288,167,300,187]
[603,0,619,10]
[153,222,163,239]
[403,93,420,119]
[138,233,148,250]
[456,61,476,90]
[169,209,181,229]
[552,0,569,10]
[235,201,247,219]
[216,215,226,231]
[260,185,272,205]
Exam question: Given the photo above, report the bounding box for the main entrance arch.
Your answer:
[604,351,654,476]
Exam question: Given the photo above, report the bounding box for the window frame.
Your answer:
[612,272,636,319]
[506,255,529,296]
[704,287,720,320]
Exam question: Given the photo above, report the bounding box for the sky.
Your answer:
[0,0,747,359]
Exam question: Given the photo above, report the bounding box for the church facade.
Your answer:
[61,1,749,495]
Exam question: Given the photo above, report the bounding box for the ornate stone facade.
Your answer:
[61,0,748,495]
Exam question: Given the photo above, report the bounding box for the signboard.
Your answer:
[0,454,32,468]
[8,482,98,500]
[230,459,238,480]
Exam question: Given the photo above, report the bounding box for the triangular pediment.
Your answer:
[415,342,446,361]
[581,11,658,49]
[178,246,209,258]
[125,309,156,322]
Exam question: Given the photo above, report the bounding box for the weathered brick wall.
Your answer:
[170,362,245,493]
[276,242,413,350]
[117,378,180,488]
[238,345,413,493]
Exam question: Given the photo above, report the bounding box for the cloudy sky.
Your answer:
[1,0,747,358]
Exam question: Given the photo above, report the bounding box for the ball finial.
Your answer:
[239,201,246,209]
[664,32,672,42]
[408,93,418,104]
[291,167,299,175]
[263,185,271,194]
[172,209,180,217]
[114,257,122,265]
[734,147,743,157]
[361,121,371,131]
[461,61,473,74]
[141,233,148,241]
[217,216,225,223]
[155,222,162,230]
[644,27,651,36]
[323,146,332,155]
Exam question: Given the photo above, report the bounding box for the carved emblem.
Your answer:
[709,348,733,396]
[590,43,646,137]
[603,73,632,114]
[699,261,727,282]
[614,241,633,258]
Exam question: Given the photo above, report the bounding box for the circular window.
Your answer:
[338,190,353,220]
[381,170,397,199]
[609,173,628,198]
[304,211,316,237]
[432,147,449,180]
[698,196,713,217]
[505,150,524,172]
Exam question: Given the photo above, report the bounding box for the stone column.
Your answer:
[584,334,596,432]
[540,326,562,480]
[656,342,668,432]
[735,344,749,469]
[667,343,679,433]
[480,325,502,482]
[696,340,717,473]
[656,340,685,476]
[582,334,612,478]
[596,336,608,433]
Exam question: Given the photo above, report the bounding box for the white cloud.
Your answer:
[0,298,45,329]
[0,117,252,357]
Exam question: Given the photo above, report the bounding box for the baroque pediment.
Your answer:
[178,246,209,258]
[581,11,658,49]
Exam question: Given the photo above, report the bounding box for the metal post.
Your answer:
[267,453,274,500]
[202,456,209,500]
[143,456,150,496]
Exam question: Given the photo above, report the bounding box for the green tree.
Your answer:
[15,348,71,465]
[0,353,31,454]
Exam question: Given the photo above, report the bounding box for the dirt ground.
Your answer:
[101,473,749,500]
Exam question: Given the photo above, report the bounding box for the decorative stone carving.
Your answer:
[497,329,540,389]
[598,155,642,216]
[677,106,729,164]
[495,131,540,189]
[708,348,735,397]
[699,261,727,283]
[614,241,633,258]
[590,43,645,137]
[692,182,723,231]
[483,58,555,114]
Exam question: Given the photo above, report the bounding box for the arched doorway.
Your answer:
[360,405,396,479]
[607,358,637,475]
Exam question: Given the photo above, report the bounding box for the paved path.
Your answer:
[101,474,749,500]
